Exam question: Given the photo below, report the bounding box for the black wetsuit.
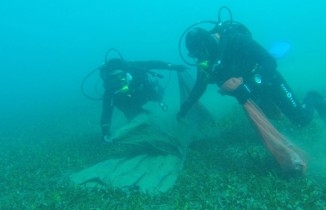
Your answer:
[180,32,314,126]
[101,61,175,137]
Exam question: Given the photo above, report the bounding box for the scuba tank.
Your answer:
[178,6,251,66]
[80,48,125,100]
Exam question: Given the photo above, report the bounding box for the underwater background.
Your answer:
[1,0,326,209]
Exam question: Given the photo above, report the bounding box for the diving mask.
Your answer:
[117,72,132,94]
[109,70,132,94]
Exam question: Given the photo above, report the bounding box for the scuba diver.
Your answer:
[99,52,186,143]
[177,7,326,127]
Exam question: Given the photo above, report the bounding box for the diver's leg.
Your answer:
[268,72,314,126]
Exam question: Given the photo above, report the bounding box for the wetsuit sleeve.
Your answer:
[178,67,208,117]
[101,91,114,136]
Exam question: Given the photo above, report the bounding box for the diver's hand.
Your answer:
[102,133,114,144]
[101,124,113,144]
[219,77,251,104]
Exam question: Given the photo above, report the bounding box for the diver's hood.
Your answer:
[185,27,219,60]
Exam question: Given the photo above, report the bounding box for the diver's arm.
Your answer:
[178,68,208,118]
[128,61,186,72]
[101,91,114,138]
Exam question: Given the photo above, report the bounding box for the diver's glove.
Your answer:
[232,83,252,104]
[219,77,251,104]
[102,134,113,144]
[101,124,112,144]
[169,64,187,72]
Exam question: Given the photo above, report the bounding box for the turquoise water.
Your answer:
[1,0,326,208]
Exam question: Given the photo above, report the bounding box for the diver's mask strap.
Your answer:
[114,72,133,95]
